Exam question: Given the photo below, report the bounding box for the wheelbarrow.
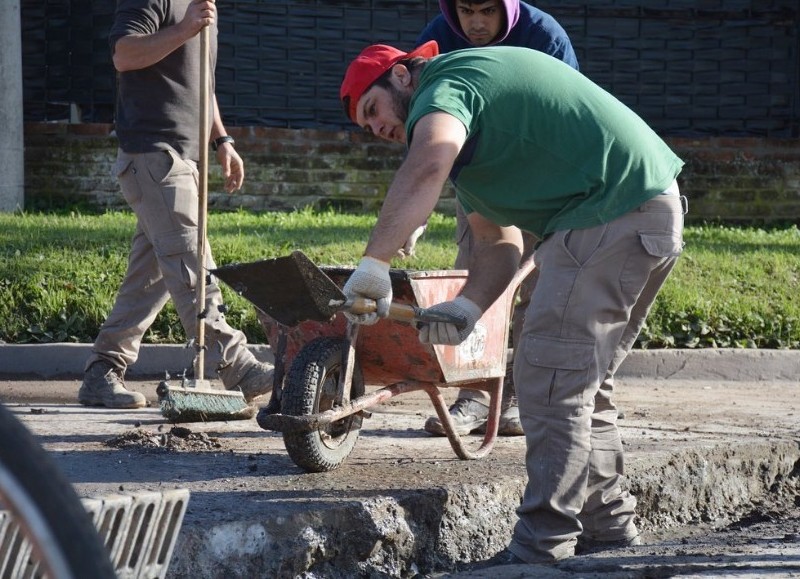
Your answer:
[213,251,535,473]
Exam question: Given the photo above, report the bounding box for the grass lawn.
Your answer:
[0,208,798,348]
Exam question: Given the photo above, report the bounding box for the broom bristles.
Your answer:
[158,380,256,423]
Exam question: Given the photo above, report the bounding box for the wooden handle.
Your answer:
[344,298,466,328]
[195,25,211,382]
[346,298,417,322]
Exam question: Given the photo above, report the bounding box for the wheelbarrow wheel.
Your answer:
[282,337,365,472]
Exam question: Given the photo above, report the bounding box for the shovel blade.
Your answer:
[212,251,346,327]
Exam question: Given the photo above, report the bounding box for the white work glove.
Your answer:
[398,223,427,259]
[341,256,392,325]
[418,296,483,345]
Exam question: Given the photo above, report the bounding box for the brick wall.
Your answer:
[673,137,800,223]
[23,123,800,223]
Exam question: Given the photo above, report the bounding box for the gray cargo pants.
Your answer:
[509,186,686,562]
[85,149,257,388]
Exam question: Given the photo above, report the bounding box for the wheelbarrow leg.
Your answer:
[421,377,503,460]
[336,322,359,406]
[257,324,288,424]
[336,322,368,425]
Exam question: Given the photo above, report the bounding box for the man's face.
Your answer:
[455,0,504,46]
[355,75,412,144]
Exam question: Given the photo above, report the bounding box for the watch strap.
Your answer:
[211,135,235,151]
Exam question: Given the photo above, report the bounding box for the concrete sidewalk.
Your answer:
[0,347,798,578]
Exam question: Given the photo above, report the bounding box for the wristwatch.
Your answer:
[211,135,235,151]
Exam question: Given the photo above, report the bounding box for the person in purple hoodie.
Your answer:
[417,0,578,62]
[412,0,580,439]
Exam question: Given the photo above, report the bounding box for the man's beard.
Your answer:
[390,85,411,125]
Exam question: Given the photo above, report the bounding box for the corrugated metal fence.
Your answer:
[21,0,800,137]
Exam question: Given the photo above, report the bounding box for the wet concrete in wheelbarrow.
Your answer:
[1,373,799,578]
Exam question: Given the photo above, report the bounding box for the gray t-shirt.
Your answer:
[110,0,217,161]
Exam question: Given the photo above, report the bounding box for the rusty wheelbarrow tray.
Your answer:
[218,254,535,473]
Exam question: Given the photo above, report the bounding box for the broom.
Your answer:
[158,23,255,423]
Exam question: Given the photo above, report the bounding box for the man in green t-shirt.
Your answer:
[412,0,581,440]
[339,42,686,564]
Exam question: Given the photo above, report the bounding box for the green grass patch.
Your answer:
[0,209,797,348]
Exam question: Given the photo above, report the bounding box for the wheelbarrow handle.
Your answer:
[346,298,467,329]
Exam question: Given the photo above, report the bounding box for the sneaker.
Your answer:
[423,398,489,436]
[575,534,642,555]
[79,361,146,409]
[475,395,524,436]
[231,361,274,402]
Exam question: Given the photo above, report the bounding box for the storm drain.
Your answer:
[0,510,34,579]
[0,489,189,579]
[83,489,190,579]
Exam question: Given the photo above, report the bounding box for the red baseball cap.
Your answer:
[340,41,440,123]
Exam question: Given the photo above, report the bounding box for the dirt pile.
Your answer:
[105,426,226,452]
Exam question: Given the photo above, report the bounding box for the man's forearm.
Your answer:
[210,96,228,142]
[460,227,523,311]
[364,161,448,262]
[365,111,465,262]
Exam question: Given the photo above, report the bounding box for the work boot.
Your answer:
[472,546,562,569]
[78,361,146,409]
[498,396,524,435]
[476,394,524,436]
[575,534,642,555]
[230,361,274,403]
[473,548,527,568]
[423,398,489,436]
[475,371,524,436]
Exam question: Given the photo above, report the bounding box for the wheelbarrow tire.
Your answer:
[282,337,365,472]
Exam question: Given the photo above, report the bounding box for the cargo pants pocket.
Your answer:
[518,334,597,416]
[620,232,684,297]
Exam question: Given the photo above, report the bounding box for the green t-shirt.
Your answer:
[406,47,684,237]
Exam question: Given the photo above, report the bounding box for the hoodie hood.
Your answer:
[439,0,520,46]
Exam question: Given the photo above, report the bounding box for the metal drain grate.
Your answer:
[0,489,189,579]
[83,489,190,579]
[0,510,34,578]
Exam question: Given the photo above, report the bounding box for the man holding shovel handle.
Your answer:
[80,0,273,409]
[339,42,686,565]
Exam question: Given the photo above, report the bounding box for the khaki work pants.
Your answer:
[509,187,686,562]
[85,149,257,388]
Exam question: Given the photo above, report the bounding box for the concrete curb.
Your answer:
[1,343,798,381]
[612,348,799,381]
[0,343,274,378]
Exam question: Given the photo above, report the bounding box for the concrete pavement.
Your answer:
[0,345,798,578]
